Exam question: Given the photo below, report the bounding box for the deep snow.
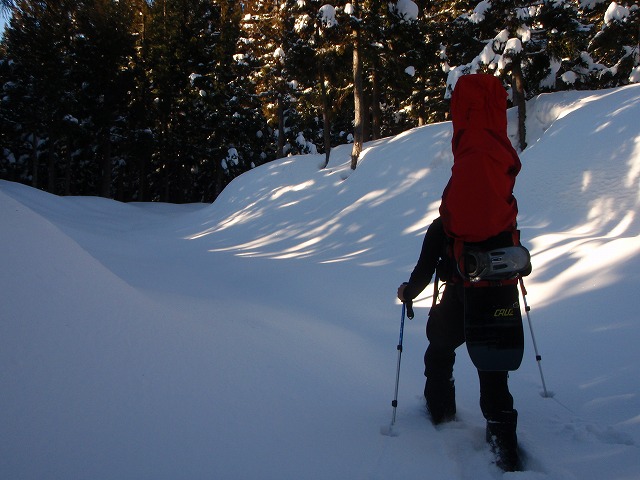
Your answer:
[1,84,639,480]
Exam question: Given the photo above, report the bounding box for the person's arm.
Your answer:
[398,217,444,302]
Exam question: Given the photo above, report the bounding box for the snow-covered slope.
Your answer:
[1,84,639,480]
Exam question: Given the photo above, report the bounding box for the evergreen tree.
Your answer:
[346,0,364,169]
[1,0,143,198]
[288,1,354,166]
[209,0,268,199]
[582,0,639,88]
[419,1,467,123]
[145,0,219,202]
[288,1,332,163]
[358,0,386,140]
[123,0,154,201]
[0,46,22,183]
[73,0,138,198]
[522,0,591,93]
[385,0,440,130]
[1,0,80,191]
[241,0,300,160]
[342,0,399,168]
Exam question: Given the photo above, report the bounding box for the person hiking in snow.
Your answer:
[397,74,528,472]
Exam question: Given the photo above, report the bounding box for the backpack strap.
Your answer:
[432,275,440,308]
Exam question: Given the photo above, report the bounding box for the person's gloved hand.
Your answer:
[397,283,407,302]
[397,282,414,319]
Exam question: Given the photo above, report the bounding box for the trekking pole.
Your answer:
[381,301,413,436]
[518,277,551,398]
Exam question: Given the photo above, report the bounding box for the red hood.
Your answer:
[451,73,509,140]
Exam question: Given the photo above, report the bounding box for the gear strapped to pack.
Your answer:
[453,230,530,286]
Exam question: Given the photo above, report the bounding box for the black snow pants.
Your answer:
[423,282,514,422]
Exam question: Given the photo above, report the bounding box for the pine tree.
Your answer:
[582,0,639,88]
[208,0,268,200]
[73,0,138,198]
[344,0,398,168]
[422,0,474,122]
[1,0,80,191]
[2,0,145,198]
[123,0,154,201]
[241,0,300,160]
[0,44,22,183]
[288,1,354,167]
[145,0,217,202]
[385,0,441,129]
[522,0,591,93]
[346,0,364,169]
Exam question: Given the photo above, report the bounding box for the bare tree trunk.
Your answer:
[100,134,112,198]
[215,158,224,199]
[47,142,56,193]
[418,82,426,126]
[371,60,381,140]
[64,149,72,195]
[137,153,146,201]
[511,58,527,151]
[30,134,39,189]
[319,66,331,169]
[277,97,285,159]
[350,1,364,170]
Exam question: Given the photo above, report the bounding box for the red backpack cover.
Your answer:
[439,74,521,243]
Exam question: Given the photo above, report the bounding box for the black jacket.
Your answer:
[403,217,456,302]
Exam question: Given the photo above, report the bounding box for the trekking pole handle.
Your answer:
[405,301,414,320]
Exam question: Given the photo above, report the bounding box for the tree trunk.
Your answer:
[64,148,72,195]
[277,96,285,159]
[30,134,39,188]
[100,133,112,198]
[350,1,364,170]
[215,156,225,199]
[511,58,527,151]
[319,65,331,169]
[47,142,56,193]
[371,59,381,140]
[417,81,426,126]
[137,152,146,201]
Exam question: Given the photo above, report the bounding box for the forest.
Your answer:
[1,0,638,203]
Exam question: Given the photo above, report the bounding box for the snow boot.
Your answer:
[486,409,522,472]
[424,377,456,425]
